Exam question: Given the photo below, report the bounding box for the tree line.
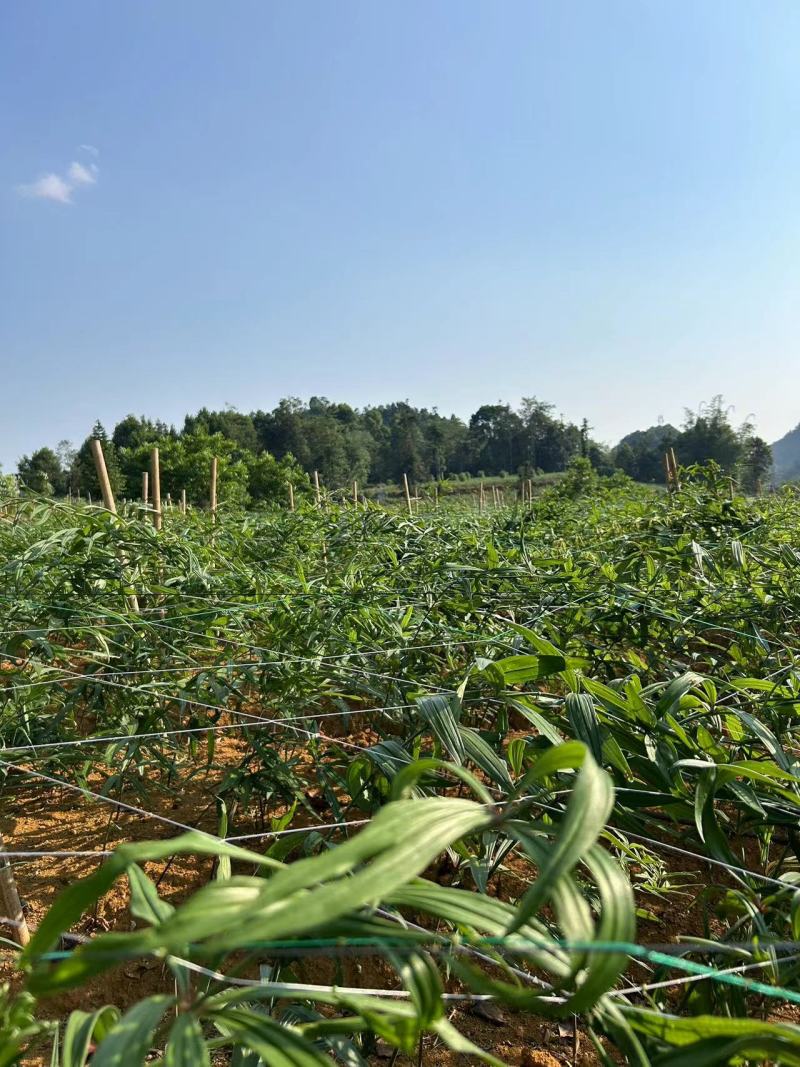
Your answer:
[11,394,774,503]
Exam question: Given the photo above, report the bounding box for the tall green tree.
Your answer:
[739,436,773,495]
[17,448,65,496]
[75,423,125,499]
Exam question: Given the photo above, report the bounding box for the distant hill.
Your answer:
[771,424,800,484]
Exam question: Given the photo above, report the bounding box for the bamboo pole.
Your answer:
[663,451,673,491]
[0,835,29,947]
[210,457,218,522]
[479,481,485,512]
[434,485,439,510]
[312,470,321,506]
[150,448,162,531]
[353,480,358,506]
[142,471,149,505]
[669,448,681,491]
[90,439,139,612]
[89,439,117,514]
[288,482,295,512]
[180,489,187,514]
[402,473,413,516]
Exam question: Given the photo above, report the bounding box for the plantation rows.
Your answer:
[2,468,800,1064]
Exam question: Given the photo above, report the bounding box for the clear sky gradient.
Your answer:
[2,1,799,468]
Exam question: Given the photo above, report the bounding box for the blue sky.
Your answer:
[2,1,800,468]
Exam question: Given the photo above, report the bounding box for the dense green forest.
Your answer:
[9,394,774,503]
[771,420,800,483]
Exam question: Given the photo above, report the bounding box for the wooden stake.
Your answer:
[150,448,162,531]
[313,470,321,506]
[402,473,413,516]
[89,439,139,612]
[479,481,485,512]
[210,457,218,521]
[0,835,29,947]
[434,485,439,509]
[527,479,533,504]
[669,448,681,491]
[180,489,187,514]
[89,439,117,514]
[142,471,149,505]
[288,482,295,512]
[353,480,358,505]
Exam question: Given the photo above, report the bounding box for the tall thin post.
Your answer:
[0,835,29,947]
[142,471,149,505]
[313,470,321,506]
[180,489,187,514]
[89,439,117,514]
[527,479,533,505]
[669,448,681,491]
[288,482,295,512]
[353,480,358,506]
[402,473,413,517]
[89,439,139,613]
[150,448,162,531]
[434,485,439,510]
[479,481,485,512]
[210,457,218,522]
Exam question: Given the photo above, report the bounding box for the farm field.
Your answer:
[2,468,800,1065]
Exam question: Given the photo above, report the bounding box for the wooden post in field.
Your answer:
[527,478,533,504]
[0,835,29,947]
[288,482,295,512]
[90,439,139,612]
[402,473,413,516]
[150,448,162,531]
[353,480,358,506]
[180,489,187,514]
[669,448,681,491]
[166,492,172,510]
[210,457,218,522]
[313,470,321,506]
[142,471,149,505]
[89,439,117,514]
[479,481,485,512]
[434,484,439,509]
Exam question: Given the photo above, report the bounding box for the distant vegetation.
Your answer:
[771,421,800,484]
[8,394,775,504]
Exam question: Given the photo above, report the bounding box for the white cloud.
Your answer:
[17,151,100,205]
[17,173,73,204]
[78,144,99,157]
[68,160,97,185]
